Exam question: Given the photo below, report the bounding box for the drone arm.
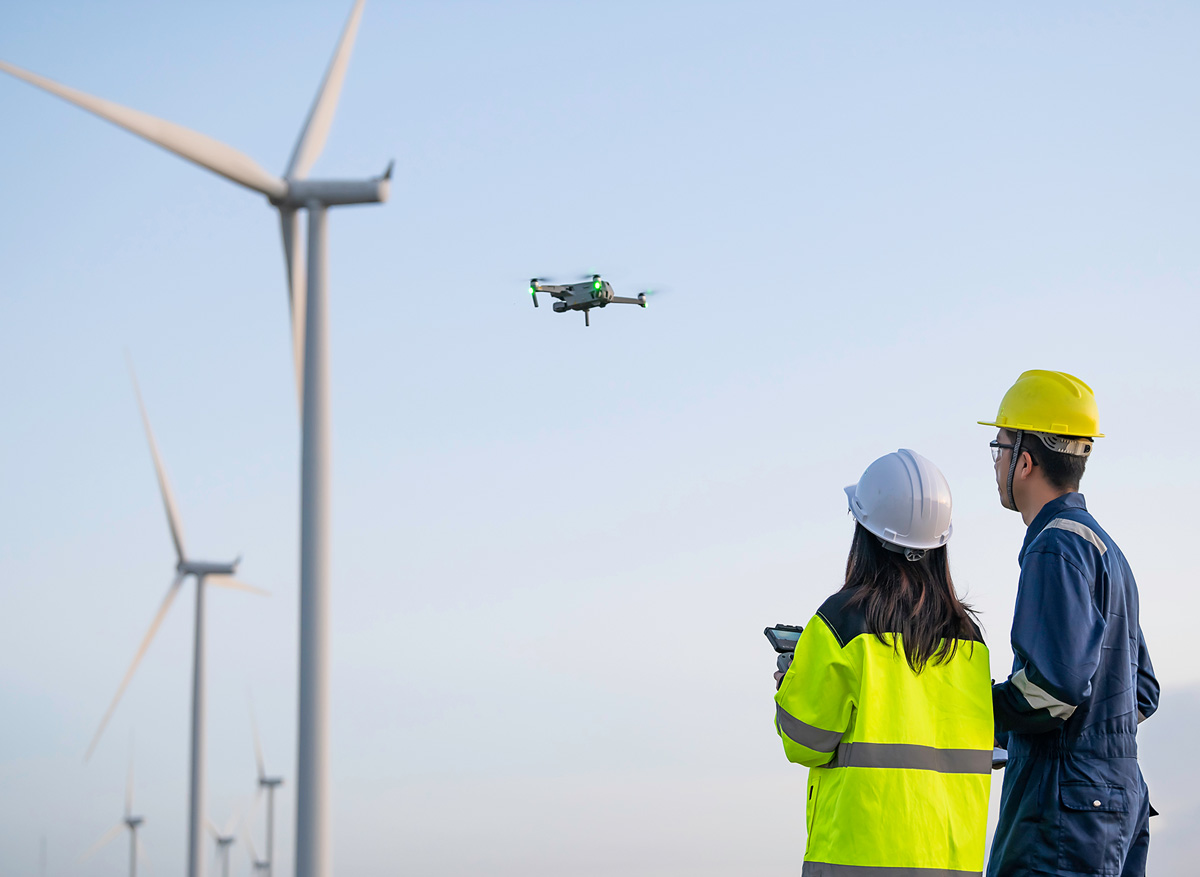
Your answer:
[531,285,569,309]
[611,295,647,308]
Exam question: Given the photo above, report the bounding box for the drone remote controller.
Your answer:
[764,624,804,653]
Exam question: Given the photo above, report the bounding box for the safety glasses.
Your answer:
[990,440,1015,463]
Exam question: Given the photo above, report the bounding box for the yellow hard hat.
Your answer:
[978,370,1104,438]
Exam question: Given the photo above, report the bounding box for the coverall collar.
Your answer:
[1019,492,1088,564]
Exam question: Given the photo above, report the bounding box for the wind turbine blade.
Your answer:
[284,0,366,179]
[78,823,124,863]
[85,574,186,761]
[127,359,187,563]
[278,206,307,410]
[125,743,135,817]
[250,698,266,781]
[0,60,286,199]
[207,819,221,840]
[207,576,269,597]
[245,833,259,865]
[250,784,264,830]
[223,798,248,837]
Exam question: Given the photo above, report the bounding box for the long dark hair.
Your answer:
[843,522,979,673]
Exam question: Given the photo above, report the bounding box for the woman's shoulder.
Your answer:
[811,586,870,649]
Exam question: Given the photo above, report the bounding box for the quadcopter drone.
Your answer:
[529,275,648,326]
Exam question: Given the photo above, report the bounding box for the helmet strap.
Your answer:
[1005,430,1024,513]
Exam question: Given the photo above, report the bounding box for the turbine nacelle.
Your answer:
[275,174,390,209]
[178,559,239,578]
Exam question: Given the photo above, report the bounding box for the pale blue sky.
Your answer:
[2,1,1199,874]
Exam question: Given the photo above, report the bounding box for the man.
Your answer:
[981,370,1159,876]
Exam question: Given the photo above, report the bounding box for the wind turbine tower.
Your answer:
[0,7,389,875]
[83,365,265,877]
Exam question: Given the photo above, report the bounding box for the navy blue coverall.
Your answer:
[989,493,1159,877]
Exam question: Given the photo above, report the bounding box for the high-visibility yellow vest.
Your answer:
[775,587,993,876]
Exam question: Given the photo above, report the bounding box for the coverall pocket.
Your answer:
[1057,781,1127,876]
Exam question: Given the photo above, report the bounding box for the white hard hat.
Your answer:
[844,449,953,555]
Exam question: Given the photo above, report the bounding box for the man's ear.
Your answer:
[1016,449,1036,480]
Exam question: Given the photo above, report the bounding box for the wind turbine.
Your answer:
[83,364,265,877]
[0,7,388,874]
[246,836,270,876]
[250,700,284,877]
[79,748,149,877]
[207,812,239,877]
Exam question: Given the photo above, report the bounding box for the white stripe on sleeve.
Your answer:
[1012,667,1077,720]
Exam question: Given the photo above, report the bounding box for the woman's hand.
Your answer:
[774,652,794,689]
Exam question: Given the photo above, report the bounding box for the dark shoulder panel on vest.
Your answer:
[814,587,870,649]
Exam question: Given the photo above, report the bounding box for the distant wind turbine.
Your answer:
[79,747,149,877]
[245,835,270,876]
[250,700,284,877]
[0,7,390,874]
[84,363,265,877]
[207,812,239,877]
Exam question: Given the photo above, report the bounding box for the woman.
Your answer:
[774,449,993,876]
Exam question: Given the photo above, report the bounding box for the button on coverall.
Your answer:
[989,493,1159,876]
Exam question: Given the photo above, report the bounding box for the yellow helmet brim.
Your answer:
[978,419,1104,438]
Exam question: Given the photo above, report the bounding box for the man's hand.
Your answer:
[774,652,793,689]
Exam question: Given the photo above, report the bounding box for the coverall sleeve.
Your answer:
[993,547,1106,734]
[1136,625,1159,722]
[774,614,857,766]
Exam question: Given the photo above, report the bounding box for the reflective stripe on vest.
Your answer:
[776,704,843,753]
[802,862,982,877]
[834,741,991,775]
